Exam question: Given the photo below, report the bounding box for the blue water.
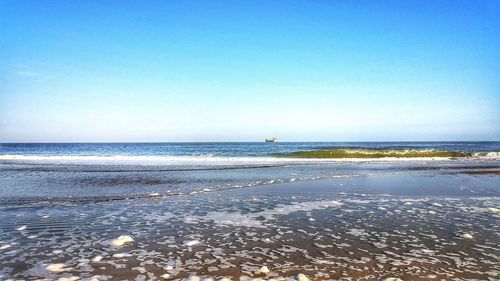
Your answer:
[1,141,499,157]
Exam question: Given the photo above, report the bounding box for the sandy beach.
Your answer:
[1,156,499,280]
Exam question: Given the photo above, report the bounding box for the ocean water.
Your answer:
[0,142,499,280]
[1,141,499,157]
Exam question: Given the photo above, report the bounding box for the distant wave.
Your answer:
[0,151,498,166]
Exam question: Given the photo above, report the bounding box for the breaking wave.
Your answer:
[0,150,498,167]
[276,149,500,159]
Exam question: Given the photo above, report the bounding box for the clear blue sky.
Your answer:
[1,0,499,142]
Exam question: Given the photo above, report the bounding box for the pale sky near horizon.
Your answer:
[1,0,499,142]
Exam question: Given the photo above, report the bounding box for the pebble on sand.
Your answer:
[297,273,310,281]
[160,273,170,279]
[383,278,403,281]
[187,276,201,281]
[91,255,103,262]
[111,235,134,247]
[462,233,473,239]
[46,263,73,273]
[257,266,270,275]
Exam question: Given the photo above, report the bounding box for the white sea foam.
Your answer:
[1,153,496,166]
[184,200,343,228]
[185,240,200,247]
[0,154,314,165]
[111,235,134,247]
[112,253,132,258]
[196,212,266,228]
[15,225,27,232]
[46,263,73,273]
[58,277,79,281]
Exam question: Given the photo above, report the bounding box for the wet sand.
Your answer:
[0,166,499,280]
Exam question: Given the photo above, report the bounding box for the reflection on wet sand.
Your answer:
[1,168,499,280]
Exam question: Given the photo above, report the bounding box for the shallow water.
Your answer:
[0,143,499,280]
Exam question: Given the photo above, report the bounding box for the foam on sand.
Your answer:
[16,225,27,231]
[46,263,73,273]
[185,240,200,247]
[195,212,266,228]
[112,253,132,258]
[57,277,79,281]
[185,200,343,229]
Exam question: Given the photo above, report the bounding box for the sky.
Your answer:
[1,0,499,142]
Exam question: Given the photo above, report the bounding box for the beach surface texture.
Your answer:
[0,142,499,280]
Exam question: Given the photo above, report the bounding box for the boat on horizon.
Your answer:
[265,137,277,143]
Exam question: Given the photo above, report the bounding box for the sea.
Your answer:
[0,142,499,280]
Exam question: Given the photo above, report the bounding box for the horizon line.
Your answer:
[1,140,499,144]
